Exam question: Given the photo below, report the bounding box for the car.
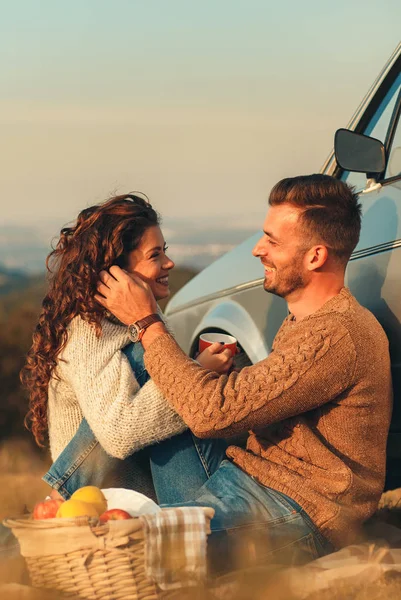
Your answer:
[165,42,401,489]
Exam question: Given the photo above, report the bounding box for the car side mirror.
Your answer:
[334,128,386,176]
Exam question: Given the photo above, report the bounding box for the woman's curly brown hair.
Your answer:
[20,194,160,447]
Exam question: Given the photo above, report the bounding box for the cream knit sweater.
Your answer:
[47,315,186,461]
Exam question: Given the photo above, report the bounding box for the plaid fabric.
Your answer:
[141,507,210,590]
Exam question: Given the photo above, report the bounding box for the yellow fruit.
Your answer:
[70,486,107,515]
[56,499,100,518]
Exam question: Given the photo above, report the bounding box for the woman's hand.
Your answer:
[197,342,234,374]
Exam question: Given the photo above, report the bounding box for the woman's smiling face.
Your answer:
[125,225,175,301]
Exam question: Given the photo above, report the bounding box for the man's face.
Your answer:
[252,204,310,299]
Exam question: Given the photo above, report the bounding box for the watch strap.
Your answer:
[128,313,163,342]
[137,313,162,331]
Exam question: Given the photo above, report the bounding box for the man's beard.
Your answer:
[263,259,308,299]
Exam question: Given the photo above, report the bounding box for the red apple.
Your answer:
[99,509,131,523]
[33,498,64,520]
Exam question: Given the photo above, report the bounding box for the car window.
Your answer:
[341,72,401,191]
[386,103,401,179]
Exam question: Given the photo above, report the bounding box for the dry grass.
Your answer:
[0,439,50,521]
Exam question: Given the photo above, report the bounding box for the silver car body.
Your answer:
[166,42,401,487]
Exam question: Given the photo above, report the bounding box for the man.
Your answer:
[96,174,392,570]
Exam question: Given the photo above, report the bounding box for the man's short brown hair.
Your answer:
[268,174,362,263]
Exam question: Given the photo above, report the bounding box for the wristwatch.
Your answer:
[127,313,163,343]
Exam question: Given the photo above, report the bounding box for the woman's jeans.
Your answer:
[43,342,332,571]
[43,341,227,504]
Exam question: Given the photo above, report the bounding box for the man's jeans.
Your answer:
[164,459,333,573]
[43,341,227,503]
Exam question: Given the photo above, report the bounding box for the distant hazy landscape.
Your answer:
[0,216,259,274]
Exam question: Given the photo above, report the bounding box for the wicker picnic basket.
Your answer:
[4,509,214,600]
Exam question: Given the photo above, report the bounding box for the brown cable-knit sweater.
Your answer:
[144,288,393,549]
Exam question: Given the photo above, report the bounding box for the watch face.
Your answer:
[128,323,140,343]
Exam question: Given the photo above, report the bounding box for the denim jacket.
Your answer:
[43,342,156,499]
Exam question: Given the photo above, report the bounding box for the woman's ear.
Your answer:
[306,245,329,271]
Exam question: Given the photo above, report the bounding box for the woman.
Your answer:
[21,194,232,502]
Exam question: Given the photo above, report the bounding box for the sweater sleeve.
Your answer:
[144,321,357,438]
[59,318,186,459]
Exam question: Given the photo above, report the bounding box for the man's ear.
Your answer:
[305,245,329,271]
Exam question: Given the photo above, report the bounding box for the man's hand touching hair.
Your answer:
[95,266,158,325]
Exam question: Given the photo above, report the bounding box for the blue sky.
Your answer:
[1,1,401,234]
